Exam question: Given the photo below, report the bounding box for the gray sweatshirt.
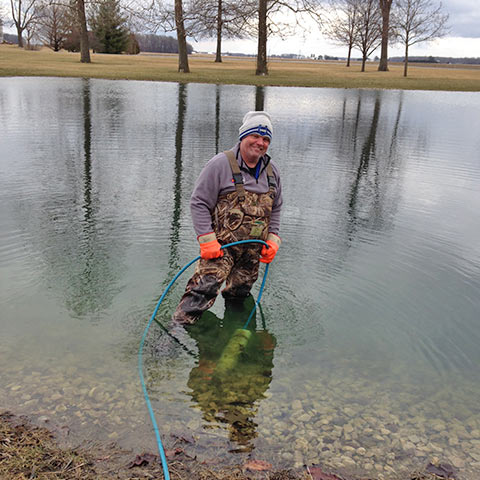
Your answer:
[190,144,283,237]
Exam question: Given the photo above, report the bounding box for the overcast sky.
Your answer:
[193,0,480,58]
[1,0,479,58]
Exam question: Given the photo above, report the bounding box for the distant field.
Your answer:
[1,44,480,91]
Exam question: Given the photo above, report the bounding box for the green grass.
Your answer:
[1,44,480,91]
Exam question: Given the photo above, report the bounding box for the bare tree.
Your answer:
[378,0,393,71]
[354,0,381,72]
[24,11,43,47]
[139,0,193,72]
[325,0,360,67]
[10,0,41,47]
[255,0,323,75]
[393,0,448,76]
[174,0,189,71]
[37,1,71,50]
[256,0,267,74]
[191,0,255,62]
[139,0,254,70]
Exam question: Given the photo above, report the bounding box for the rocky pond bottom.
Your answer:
[2,354,479,480]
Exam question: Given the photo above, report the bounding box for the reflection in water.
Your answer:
[61,80,122,317]
[389,91,404,161]
[255,86,265,111]
[24,79,127,318]
[186,296,275,452]
[82,79,92,221]
[347,93,381,240]
[215,85,221,152]
[2,78,480,478]
[352,91,363,156]
[169,83,187,272]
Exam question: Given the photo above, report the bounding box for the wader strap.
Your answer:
[266,163,277,193]
[224,150,246,201]
[224,150,277,199]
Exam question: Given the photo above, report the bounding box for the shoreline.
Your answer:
[0,409,305,479]
[0,409,451,480]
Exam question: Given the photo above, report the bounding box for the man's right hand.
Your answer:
[198,232,223,260]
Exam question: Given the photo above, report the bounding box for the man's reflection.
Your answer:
[185,295,276,452]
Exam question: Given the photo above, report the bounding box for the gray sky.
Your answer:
[443,0,480,37]
[194,0,480,58]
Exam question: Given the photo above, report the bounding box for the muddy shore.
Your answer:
[1,410,451,480]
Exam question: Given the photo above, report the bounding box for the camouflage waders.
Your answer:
[173,152,277,325]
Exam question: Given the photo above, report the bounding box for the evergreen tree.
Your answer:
[89,0,129,54]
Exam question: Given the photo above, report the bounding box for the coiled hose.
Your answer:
[138,239,270,480]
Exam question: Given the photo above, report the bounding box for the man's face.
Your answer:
[240,133,271,165]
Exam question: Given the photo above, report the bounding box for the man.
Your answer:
[173,111,283,325]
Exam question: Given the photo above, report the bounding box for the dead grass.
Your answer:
[0,412,96,480]
[0,411,306,480]
[1,44,480,91]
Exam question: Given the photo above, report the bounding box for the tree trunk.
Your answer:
[256,0,268,75]
[378,0,392,72]
[16,25,24,47]
[215,0,222,62]
[403,43,408,77]
[175,0,190,73]
[361,55,366,72]
[77,0,90,63]
[346,43,352,67]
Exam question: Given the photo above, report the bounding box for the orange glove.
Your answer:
[198,232,223,260]
[260,233,281,264]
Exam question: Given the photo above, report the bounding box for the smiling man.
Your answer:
[172,111,283,325]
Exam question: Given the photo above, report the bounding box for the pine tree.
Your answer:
[89,0,129,54]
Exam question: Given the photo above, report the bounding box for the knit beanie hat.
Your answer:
[238,111,273,142]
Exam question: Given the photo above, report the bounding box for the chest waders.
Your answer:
[213,151,278,374]
[214,150,277,244]
[172,151,277,326]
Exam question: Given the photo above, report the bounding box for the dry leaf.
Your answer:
[307,465,343,480]
[426,462,456,478]
[244,459,272,471]
[127,452,158,468]
[165,448,184,458]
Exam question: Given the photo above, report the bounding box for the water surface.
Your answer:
[1,77,480,479]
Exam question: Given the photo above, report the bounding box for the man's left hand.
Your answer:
[260,233,281,263]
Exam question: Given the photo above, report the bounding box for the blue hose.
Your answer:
[138,239,269,480]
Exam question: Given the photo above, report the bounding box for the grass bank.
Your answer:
[1,44,480,91]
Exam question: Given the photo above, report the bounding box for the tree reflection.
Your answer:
[255,86,265,111]
[345,91,402,242]
[389,90,404,162]
[82,79,92,222]
[29,79,127,319]
[215,84,221,153]
[60,79,125,317]
[186,297,275,452]
[347,93,381,233]
[168,83,187,272]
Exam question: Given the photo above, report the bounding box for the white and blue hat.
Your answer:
[238,111,273,142]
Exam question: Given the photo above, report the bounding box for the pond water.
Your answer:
[1,77,480,479]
